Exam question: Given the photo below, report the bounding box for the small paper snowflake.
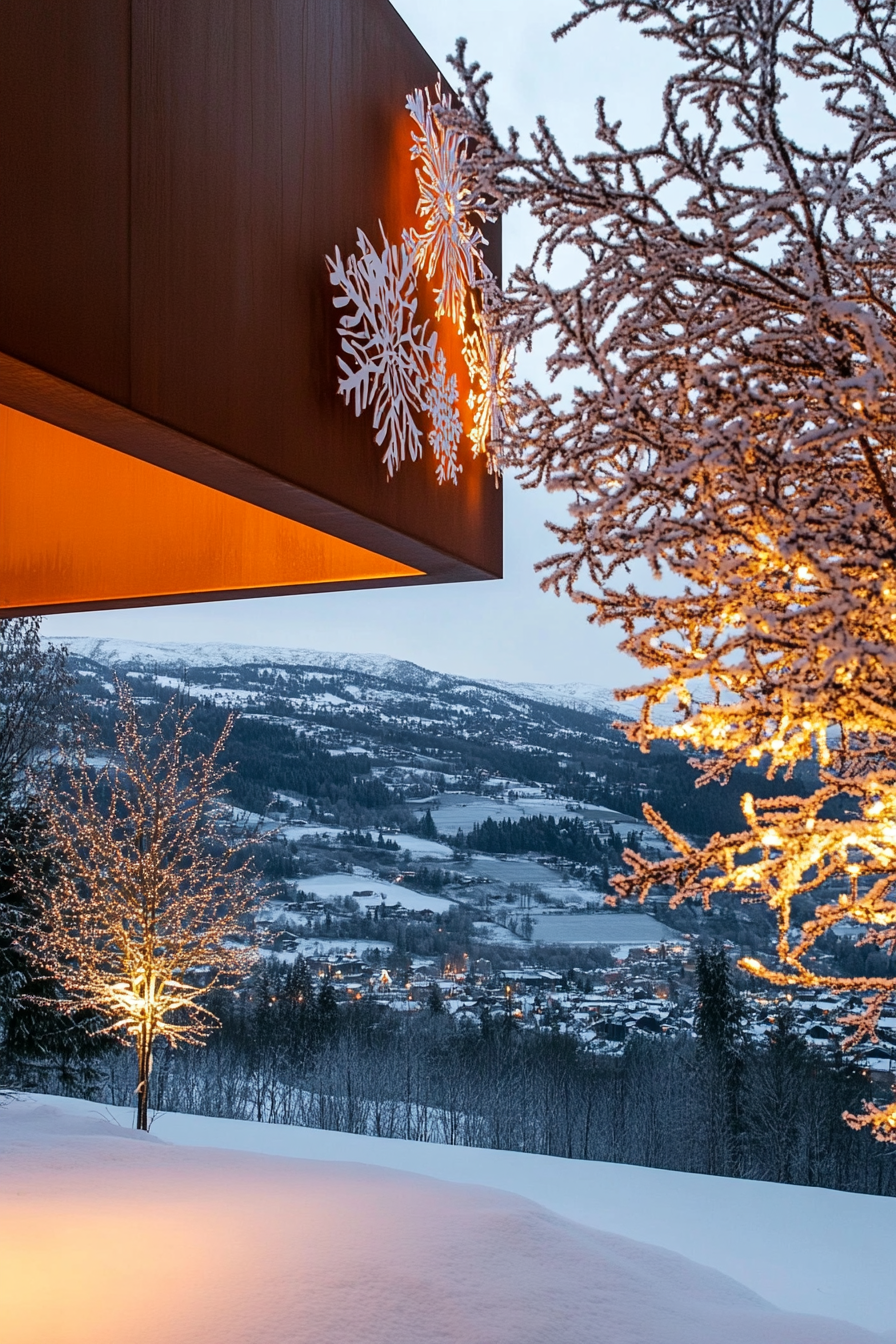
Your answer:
[328,225,436,478]
[405,84,487,332]
[464,306,512,476]
[424,347,463,485]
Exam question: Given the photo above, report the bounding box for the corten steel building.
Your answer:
[0,1,502,617]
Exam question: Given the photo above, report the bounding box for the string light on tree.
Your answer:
[24,682,261,1130]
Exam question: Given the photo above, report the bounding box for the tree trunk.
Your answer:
[135,1026,154,1131]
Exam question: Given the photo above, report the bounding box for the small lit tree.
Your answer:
[26,683,259,1128]
[446,0,896,1135]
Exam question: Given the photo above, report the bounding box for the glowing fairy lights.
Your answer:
[25,684,260,1131]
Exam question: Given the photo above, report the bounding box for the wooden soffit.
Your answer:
[0,0,502,616]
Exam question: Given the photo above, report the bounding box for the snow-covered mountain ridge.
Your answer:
[51,635,632,719]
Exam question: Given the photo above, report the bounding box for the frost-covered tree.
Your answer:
[445,0,896,1136]
[25,684,259,1129]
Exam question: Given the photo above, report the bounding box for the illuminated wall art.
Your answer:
[328,226,438,480]
[425,347,463,487]
[404,82,486,332]
[328,83,510,485]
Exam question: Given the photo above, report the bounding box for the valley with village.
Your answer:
[68,637,896,1089]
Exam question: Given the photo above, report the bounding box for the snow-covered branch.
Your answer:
[446,0,896,1135]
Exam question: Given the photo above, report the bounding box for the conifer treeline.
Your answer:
[460,813,640,865]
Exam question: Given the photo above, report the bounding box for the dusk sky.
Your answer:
[44,1,672,688]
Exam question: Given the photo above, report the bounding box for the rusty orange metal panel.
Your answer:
[0,406,421,616]
[0,0,503,616]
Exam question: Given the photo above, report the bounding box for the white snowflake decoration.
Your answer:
[328,225,436,478]
[405,84,487,332]
[464,305,513,475]
[424,347,463,485]
[327,87,509,485]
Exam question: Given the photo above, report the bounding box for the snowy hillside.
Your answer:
[2,1094,891,1344]
[483,676,623,716]
[54,635,438,687]
[52,634,636,719]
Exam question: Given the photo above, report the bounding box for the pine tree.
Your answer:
[695,946,745,1174]
[419,809,438,840]
[752,1004,808,1184]
[316,979,339,1026]
[0,618,76,1072]
[695,947,745,1065]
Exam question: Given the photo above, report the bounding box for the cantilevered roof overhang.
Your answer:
[0,0,502,615]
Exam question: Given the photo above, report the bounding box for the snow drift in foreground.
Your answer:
[1,1097,888,1344]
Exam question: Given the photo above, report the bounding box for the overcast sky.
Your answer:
[45,1,672,688]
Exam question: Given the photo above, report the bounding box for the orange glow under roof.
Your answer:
[0,405,422,614]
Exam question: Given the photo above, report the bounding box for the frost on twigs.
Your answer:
[447,0,896,1133]
[328,226,436,478]
[405,82,489,332]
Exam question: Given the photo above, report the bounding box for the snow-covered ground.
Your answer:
[480,677,623,716]
[430,791,614,833]
[428,791,661,836]
[284,872,453,913]
[388,831,454,858]
[532,911,682,947]
[263,937,393,960]
[3,1095,892,1344]
[285,822,454,860]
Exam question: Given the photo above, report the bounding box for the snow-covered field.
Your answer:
[388,831,454,858]
[2,1094,893,1343]
[429,791,660,839]
[264,937,393,960]
[285,823,454,860]
[532,911,682,946]
[285,872,454,913]
[431,791,614,833]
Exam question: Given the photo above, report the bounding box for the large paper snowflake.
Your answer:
[405,84,487,332]
[424,347,463,486]
[464,306,513,475]
[328,225,436,478]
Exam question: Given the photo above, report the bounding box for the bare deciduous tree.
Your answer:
[25,683,260,1129]
[445,0,896,1134]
